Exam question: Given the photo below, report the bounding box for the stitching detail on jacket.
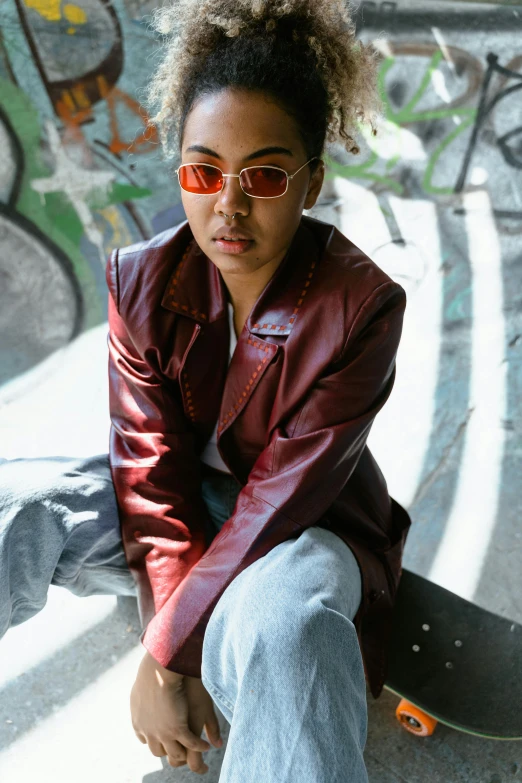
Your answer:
[252,258,317,331]
[167,240,208,320]
[182,370,197,422]
[217,340,273,434]
[176,246,318,433]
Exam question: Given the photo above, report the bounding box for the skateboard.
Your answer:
[383,569,522,739]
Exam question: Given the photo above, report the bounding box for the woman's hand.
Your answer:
[130,650,223,774]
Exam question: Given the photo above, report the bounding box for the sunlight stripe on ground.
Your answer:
[371,196,442,509]
[0,645,162,783]
[336,178,442,511]
[0,323,110,460]
[428,189,506,599]
[0,590,117,688]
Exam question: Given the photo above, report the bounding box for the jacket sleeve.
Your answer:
[141,279,407,677]
[105,249,212,630]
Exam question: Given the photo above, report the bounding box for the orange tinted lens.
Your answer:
[178,164,222,194]
[240,166,287,197]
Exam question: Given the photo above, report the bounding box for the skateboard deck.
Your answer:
[383,569,522,739]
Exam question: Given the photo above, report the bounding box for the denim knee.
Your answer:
[235,572,357,660]
[0,454,135,636]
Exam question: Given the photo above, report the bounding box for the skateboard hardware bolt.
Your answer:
[445,661,453,668]
[454,639,463,647]
[422,624,430,631]
[412,645,420,652]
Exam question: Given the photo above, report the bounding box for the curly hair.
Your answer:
[143,0,383,167]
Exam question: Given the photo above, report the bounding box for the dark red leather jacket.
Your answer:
[105,214,412,699]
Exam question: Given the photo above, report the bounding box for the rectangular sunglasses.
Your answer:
[175,157,320,199]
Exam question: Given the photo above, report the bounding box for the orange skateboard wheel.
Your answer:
[395,699,438,736]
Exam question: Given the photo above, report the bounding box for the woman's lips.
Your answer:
[213,238,254,254]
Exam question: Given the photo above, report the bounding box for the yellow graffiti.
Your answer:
[63,4,87,24]
[23,0,87,29]
[98,205,134,251]
[24,0,61,22]
[71,83,90,109]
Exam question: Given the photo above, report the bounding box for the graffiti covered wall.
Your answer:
[0,0,179,386]
[0,0,519,371]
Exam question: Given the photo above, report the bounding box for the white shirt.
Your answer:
[200,302,237,472]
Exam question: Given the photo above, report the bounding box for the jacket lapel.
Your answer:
[160,217,326,438]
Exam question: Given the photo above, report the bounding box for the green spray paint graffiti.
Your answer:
[324,47,478,197]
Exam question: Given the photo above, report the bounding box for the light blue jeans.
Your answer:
[0,453,368,782]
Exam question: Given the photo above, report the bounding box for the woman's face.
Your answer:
[179,88,324,291]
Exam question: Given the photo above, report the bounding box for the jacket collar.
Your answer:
[160,215,334,337]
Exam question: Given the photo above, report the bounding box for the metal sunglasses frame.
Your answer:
[174,156,321,199]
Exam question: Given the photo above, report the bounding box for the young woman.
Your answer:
[0,1,412,780]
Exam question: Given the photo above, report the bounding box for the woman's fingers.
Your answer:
[184,676,222,748]
[204,715,223,748]
[164,738,187,758]
[147,739,168,758]
[176,726,211,753]
[163,739,188,767]
[129,654,214,774]
[146,736,191,771]
[163,737,208,774]
[167,756,188,768]
[185,748,209,775]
